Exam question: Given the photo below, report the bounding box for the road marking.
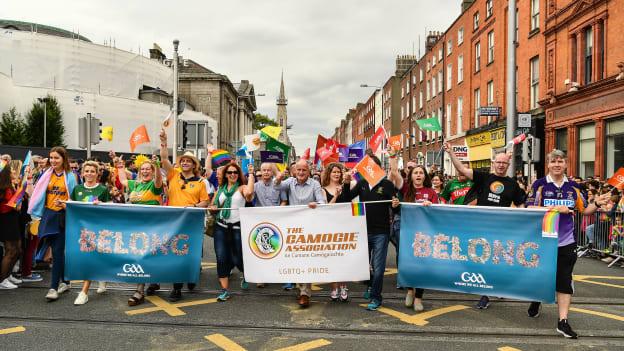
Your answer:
[126,295,217,317]
[570,307,624,322]
[0,326,25,335]
[274,339,332,351]
[360,304,469,326]
[573,275,624,289]
[384,268,398,276]
[311,284,324,291]
[201,262,217,269]
[205,334,246,351]
[498,347,522,351]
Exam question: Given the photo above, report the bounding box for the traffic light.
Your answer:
[78,117,87,149]
[90,117,102,145]
[181,121,188,149]
[522,136,541,163]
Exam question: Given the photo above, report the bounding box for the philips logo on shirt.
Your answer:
[543,199,574,208]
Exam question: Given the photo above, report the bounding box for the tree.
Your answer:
[25,95,66,147]
[0,107,28,146]
[253,113,278,131]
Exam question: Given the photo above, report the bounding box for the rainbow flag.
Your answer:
[211,149,232,167]
[8,151,32,208]
[351,202,366,216]
[541,210,560,238]
[352,171,363,183]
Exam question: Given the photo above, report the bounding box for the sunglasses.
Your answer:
[226,171,239,175]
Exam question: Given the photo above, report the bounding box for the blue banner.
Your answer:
[398,204,558,303]
[65,202,205,283]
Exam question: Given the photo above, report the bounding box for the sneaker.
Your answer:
[74,292,89,305]
[240,279,249,290]
[557,319,578,339]
[96,281,107,294]
[282,283,294,291]
[217,289,231,302]
[527,302,541,318]
[45,289,59,301]
[405,289,415,308]
[363,287,372,300]
[413,299,424,312]
[257,283,266,288]
[0,278,18,289]
[330,288,339,301]
[187,283,196,291]
[57,282,70,294]
[168,289,182,302]
[21,274,43,282]
[366,299,382,311]
[8,275,22,285]
[339,286,349,302]
[476,295,490,309]
[146,284,160,296]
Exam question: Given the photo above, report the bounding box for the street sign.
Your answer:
[479,106,501,116]
[518,113,531,128]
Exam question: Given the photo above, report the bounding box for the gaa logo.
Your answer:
[122,264,145,274]
[461,272,487,284]
[249,222,283,259]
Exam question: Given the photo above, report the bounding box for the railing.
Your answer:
[575,210,624,267]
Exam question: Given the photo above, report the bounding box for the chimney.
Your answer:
[395,54,419,77]
[425,31,441,52]
[149,43,166,63]
[461,0,475,12]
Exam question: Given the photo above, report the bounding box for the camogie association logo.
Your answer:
[249,222,283,259]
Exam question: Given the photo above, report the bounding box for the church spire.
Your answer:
[277,70,287,105]
[276,70,289,144]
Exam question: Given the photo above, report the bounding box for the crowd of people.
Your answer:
[0,133,623,340]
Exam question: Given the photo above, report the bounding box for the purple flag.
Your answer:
[260,151,284,163]
[347,148,364,163]
[338,147,349,162]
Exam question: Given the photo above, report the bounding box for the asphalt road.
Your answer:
[1,239,623,351]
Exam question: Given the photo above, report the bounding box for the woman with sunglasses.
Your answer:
[208,161,254,301]
[392,164,439,312]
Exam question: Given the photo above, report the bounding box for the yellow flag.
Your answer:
[101,126,113,141]
[276,163,287,172]
[260,125,282,140]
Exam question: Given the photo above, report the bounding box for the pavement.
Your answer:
[1,239,623,351]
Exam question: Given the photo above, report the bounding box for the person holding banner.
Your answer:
[209,162,255,301]
[274,159,326,308]
[443,142,526,309]
[0,162,23,289]
[70,161,112,305]
[28,147,78,301]
[160,129,210,302]
[525,149,611,339]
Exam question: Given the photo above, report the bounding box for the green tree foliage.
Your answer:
[25,95,65,147]
[0,107,28,145]
[253,113,278,131]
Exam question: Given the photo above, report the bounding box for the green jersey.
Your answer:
[127,180,163,205]
[440,179,474,205]
[71,184,111,203]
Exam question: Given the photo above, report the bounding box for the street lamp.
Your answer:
[37,97,50,148]
[236,93,265,145]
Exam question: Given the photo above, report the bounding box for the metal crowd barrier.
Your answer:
[575,210,624,268]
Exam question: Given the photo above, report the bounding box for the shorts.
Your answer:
[556,242,577,294]
[0,211,21,242]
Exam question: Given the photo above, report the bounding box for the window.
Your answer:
[555,128,568,155]
[473,12,480,30]
[530,56,539,109]
[419,90,423,109]
[474,88,481,128]
[420,68,424,82]
[427,61,430,72]
[412,74,416,85]
[458,55,464,83]
[487,80,494,105]
[447,39,453,55]
[475,42,481,72]
[439,48,444,61]
[438,108,443,139]
[432,54,437,67]
[606,119,624,176]
[486,0,493,18]
[438,71,443,93]
[487,31,494,63]
[531,0,540,31]
[578,124,595,178]
[432,77,437,97]
[406,80,410,94]
[458,27,464,45]
[456,97,463,135]
[585,27,593,85]
[426,80,430,101]
[446,103,452,138]
[401,86,405,98]
[447,64,453,90]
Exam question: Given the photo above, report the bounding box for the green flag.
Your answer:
[266,137,291,163]
[415,116,442,132]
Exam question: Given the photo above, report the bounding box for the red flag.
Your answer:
[313,135,328,164]
[129,125,150,152]
[301,148,311,160]
[369,126,386,153]
[607,167,624,190]
[355,155,386,187]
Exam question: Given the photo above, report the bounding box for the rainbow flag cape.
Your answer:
[8,151,32,208]
[351,202,366,216]
[541,210,560,238]
[211,149,232,167]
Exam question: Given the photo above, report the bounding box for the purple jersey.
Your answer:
[526,176,587,247]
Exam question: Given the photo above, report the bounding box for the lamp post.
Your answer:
[172,39,179,160]
[37,97,50,148]
[236,93,265,145]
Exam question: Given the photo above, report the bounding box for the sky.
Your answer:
[3,0,460,153]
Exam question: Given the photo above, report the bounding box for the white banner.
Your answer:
[240,203,369,283]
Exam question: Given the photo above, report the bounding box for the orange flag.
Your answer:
[607,167,624,190]
[129,125,150,152]
[388,135,402,151]
[355,155,386,187]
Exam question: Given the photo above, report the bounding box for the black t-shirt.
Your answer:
[473,170,526,207]
[343,178,399,235]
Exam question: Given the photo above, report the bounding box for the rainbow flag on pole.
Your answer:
[351,202,366,216]
[211,149,232,167]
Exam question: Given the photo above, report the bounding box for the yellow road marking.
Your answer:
[126,295,217,317]
[573,275,624,289]
[201,262,217,269]
[498,347,522,351]
[205,334,246,351]
[0,326,25,335]
[570,307,624,322]
[275,339,332,351]
[360,304,469,326]
[311,284,324,291]
[384,268,398,276]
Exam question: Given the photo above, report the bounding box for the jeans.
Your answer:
[390,218,401,268]
[49,232,65,290]
[368,233,389,303]
[213,223,244,278]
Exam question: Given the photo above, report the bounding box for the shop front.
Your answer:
[466,126,506,173]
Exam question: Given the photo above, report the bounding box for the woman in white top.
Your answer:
[208,161,254,301]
